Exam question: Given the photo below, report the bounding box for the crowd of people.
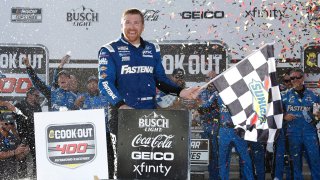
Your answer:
[0,8,320,180]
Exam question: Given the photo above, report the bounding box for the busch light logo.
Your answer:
[138,112,169,132]
[66,5,98,30]
[143,9,160,21]
[248,78,269,124]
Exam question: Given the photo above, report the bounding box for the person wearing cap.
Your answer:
[156,68,188,109]
[0,112,30,180]
[24,57,77,111]
[74,75,108,110]
[197,71,220,180]
[14,87,42,179]
[52,54,80,95]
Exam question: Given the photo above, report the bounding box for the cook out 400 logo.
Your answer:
[46,123,96,168]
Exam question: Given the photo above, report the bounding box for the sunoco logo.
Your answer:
[248,79,269,124]
[139,112,169,132]
[66,5,98,30]
[46,123,96,168]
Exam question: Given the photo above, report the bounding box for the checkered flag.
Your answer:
[213,44,283,143]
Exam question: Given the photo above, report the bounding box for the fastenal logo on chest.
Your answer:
[139,112,169,132]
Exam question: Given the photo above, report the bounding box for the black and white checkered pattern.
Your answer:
[213,44,283,143]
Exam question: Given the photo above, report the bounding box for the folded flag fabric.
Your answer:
[213,44,283,143]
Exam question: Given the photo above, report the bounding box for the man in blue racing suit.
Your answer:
[197,71,219,180]
[98,8,200,179]
[24,57,77,111]
[201,91,254,180]
[282,68,320,179]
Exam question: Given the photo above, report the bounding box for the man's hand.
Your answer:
[23,57,31,67]
[179,86,202,100]
[14,144,30,159]
[74,96,85,108]
[119,104,134,109]
[0,101,16,111]
[284,113,295,121]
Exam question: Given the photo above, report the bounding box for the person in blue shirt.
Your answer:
[197,71,220,180]
[24,57,77,111]
[74,76,108,110]
[98,8,200,179]
[282,68,320,179]
[273,71,293,180]
[202,91,254,179]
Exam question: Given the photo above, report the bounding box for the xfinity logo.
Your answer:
[66,5,98,29]
[143,9,160,21]
[181,11,224,19]
[244,7,285,19]
[121,65,153,74]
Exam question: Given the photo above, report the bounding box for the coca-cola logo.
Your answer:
[131,134,174,148]
[143,9,160,21]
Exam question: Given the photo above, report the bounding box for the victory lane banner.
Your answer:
[34,109,108,180]
[117,109,190,180]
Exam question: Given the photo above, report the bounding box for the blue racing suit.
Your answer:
[273,89,292,180]
[247,141,266,180]
[79,92,109,110]
[212,95,254,180]
[26,66,77,111]
[282,86,320,180]
[98,34,182,110]
[98,34,183,179]
[273,128,292,180]
[198,89,219,180]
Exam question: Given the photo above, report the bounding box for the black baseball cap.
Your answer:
[172,68,184,76]
[87,76,98,83]
[57,70,71,78]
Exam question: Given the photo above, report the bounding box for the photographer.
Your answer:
[0,112,30,180]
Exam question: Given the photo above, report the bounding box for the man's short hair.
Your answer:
[57,70,71,78]
[26,87,38,96]
[290,67,304,76]
[122,8,144,25]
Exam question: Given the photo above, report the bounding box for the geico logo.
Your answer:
[162,54,223,75]
[120,65,154,74]
[181,11,224,19]
[54,128,93,139]
[0,78,32,93]
[131,151,174,161]
[0,54,43,69]
[138,118,169,128]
